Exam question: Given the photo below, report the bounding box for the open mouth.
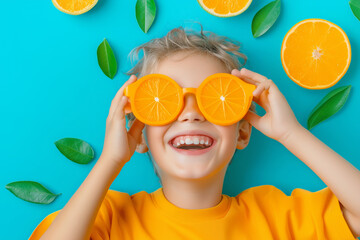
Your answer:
[168,135,216,154]
[175,145,211,150]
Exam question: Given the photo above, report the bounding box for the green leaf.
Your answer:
[136,0,156,33]
[307,85,352,130]
[97,38,117,79]
[349,0,360,21]
[5,181,61,204]
[54,137,95,164]
[252,0,281,38]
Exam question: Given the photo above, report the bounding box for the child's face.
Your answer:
[142,51,251,181]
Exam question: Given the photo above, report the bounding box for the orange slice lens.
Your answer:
[124,73,255,126]
[198,74,253,125]
[128,75,182,126]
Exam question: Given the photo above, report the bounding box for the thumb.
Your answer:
[243,110,261,129]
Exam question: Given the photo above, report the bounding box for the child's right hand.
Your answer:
[101,75,145,168]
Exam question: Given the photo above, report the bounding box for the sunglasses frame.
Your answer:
[124,73,256,126]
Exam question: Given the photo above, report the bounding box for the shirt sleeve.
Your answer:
[28,197,112,240]
[240,185,357,239]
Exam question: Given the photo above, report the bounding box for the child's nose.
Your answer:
[177,94,206,123]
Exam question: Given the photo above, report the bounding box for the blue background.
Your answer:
[1,0,359,239]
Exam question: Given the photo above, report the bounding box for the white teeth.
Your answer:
[171,135,213,149]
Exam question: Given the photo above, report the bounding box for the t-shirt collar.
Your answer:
[150,187,231,222]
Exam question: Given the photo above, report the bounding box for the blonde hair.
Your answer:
[125,23,257,125]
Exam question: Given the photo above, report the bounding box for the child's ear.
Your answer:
[236,120,252,150]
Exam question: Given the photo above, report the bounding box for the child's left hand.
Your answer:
[231,68,303,143]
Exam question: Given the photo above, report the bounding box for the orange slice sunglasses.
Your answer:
[124,73,256,126]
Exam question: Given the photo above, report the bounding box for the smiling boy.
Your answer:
[30,25,360,240]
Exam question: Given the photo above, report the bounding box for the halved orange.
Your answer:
[52,0,98,15]
[197,0,252,17]
[281,19,351,89]
[124,73,255,126]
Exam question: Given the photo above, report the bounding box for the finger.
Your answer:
[235,68,269,84]
[233,68,273,111]
[265,79,281,95]
[128,118,145,142]
[109,75,137,117]
[251,93,268,112]
[253,83,266,97]
[111,95,128,123]
[109,75,137,115]
[114,75,137,102]
[243,110,261,130]
[251,83,271,111]
[231,69,261,86]
[241,68,269,83]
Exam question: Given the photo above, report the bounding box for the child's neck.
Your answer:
[160,168,227,209]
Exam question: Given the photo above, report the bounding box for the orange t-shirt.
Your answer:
[28,185,356,240]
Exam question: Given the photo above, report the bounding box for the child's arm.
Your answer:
[40,156,123,240]
[279,124,360,237]
[40,75,144,240]
[232,68,360,238]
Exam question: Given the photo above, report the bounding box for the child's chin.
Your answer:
[172,170,213,180]
[170,159,217,178]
